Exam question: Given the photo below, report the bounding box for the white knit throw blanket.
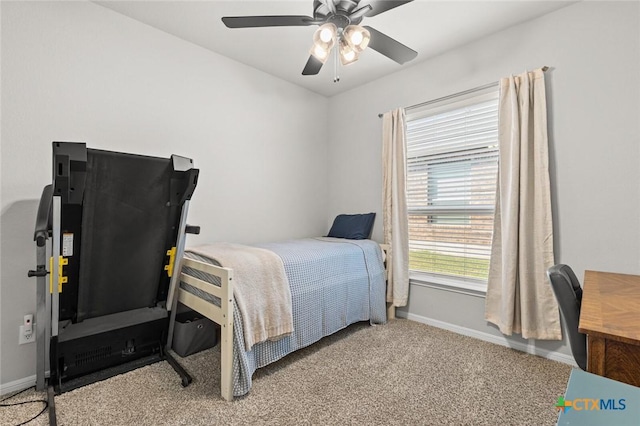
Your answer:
[187,243,293,351]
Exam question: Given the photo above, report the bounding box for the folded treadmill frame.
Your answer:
[29,142,198,397]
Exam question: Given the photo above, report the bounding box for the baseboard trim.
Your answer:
[0,374,37,397]
[396,311,577,367]
[3,314,576,394]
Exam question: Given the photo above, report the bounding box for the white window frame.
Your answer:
[405,87,499,295]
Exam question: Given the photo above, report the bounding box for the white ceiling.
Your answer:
[95,0,573,97]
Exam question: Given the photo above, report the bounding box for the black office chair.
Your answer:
[547,264,587,370]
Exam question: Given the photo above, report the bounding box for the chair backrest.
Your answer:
[547,264,587,370]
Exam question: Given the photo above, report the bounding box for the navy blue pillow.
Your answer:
[327,213,376,240]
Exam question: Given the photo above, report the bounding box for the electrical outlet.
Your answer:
[19,324,36,344]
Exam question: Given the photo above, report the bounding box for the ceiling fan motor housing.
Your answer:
[313,0,364,27]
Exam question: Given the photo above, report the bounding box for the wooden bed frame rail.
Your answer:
[170,257,235,401]
[170,243,390,401]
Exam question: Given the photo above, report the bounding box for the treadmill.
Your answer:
[28,142,198,405]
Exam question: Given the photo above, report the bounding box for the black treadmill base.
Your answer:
[55,353,164,394]
[54,310,168,383]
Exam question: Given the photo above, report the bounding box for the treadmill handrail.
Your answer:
[34,185,53,247]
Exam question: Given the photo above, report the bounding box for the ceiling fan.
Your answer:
[222,0,418,78]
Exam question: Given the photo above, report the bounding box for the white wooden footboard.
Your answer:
[170,257,235,401]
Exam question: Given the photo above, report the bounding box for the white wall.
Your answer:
[0,1,328,386]
[327,1,640,357]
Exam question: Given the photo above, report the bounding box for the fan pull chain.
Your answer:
[333,41,340,83]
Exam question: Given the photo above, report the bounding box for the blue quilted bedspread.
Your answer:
[182,237,387,397]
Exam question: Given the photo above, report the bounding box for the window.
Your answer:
[406,89,499,291]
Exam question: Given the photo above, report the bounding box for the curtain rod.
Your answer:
[377,66,549,118]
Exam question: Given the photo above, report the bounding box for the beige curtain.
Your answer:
[485,68,561,340]
[382,109,409,307]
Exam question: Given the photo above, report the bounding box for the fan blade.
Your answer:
[363,26,417,64]
[348,5,373,22]
[365,0,413,17]
[321,0,337,15]
[222,15,314,28]
[302,56,324,75]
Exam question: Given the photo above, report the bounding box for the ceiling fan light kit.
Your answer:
[222,0,418,80]
[339,38,359,65]
[310,23,337,63]
[316,23,338,45]
[310,44,330,63]
[343,25,370,52]
[311,23,364,67]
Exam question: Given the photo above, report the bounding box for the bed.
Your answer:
[167,236,390,400]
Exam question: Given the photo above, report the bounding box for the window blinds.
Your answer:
[406,92,499,282]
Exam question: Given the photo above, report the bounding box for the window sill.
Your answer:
[409,271,487,298]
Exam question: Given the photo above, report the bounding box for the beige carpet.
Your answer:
[1,319,571,425]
